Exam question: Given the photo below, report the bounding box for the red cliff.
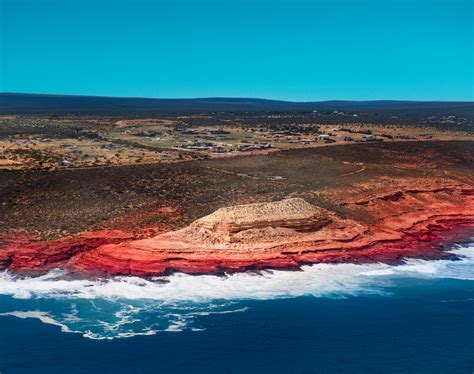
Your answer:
[1,180,473,277]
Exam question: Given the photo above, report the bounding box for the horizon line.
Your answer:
[2,91,473,104]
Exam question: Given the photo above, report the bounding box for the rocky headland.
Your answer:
[1,141,473,277]
[1,179,473,276]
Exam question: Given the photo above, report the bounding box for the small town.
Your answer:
[0,112,469,171]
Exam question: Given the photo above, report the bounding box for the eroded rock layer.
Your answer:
[183,198,332,244]
[1,180,473,277]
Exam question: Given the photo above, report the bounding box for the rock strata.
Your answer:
[1,184,473,277]
[183,198,332,244]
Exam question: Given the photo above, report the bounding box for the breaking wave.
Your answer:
[0,243,472,340]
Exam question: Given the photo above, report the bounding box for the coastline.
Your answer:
[1,185,473,277]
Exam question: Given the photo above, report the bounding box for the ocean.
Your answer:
[0,242,473,374]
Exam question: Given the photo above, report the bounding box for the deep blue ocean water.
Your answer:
[0,243,473,374]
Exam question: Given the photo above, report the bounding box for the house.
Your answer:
[205,129,231,135]
[211,146,226,153]
[100,143,121,150]
[360,135,379,142]
[238,143,271,151]
[59,159,74,167]
[180,139,214,151]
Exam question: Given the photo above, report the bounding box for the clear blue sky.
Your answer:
[1,0,472,101]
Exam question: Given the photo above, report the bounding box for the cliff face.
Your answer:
[1,179,472,277]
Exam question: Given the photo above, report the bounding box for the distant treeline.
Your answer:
[1,93,473,119]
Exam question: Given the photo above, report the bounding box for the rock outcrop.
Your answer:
[182,198,332,244]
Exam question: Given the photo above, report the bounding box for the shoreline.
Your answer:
[1,212,473,278]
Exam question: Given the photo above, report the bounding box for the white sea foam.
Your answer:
[0,243,472,339]
[0,311,72,332]
[0,244,472,302]
[0,263,387,301]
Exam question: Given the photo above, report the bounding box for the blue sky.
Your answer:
[1,0,472,101]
